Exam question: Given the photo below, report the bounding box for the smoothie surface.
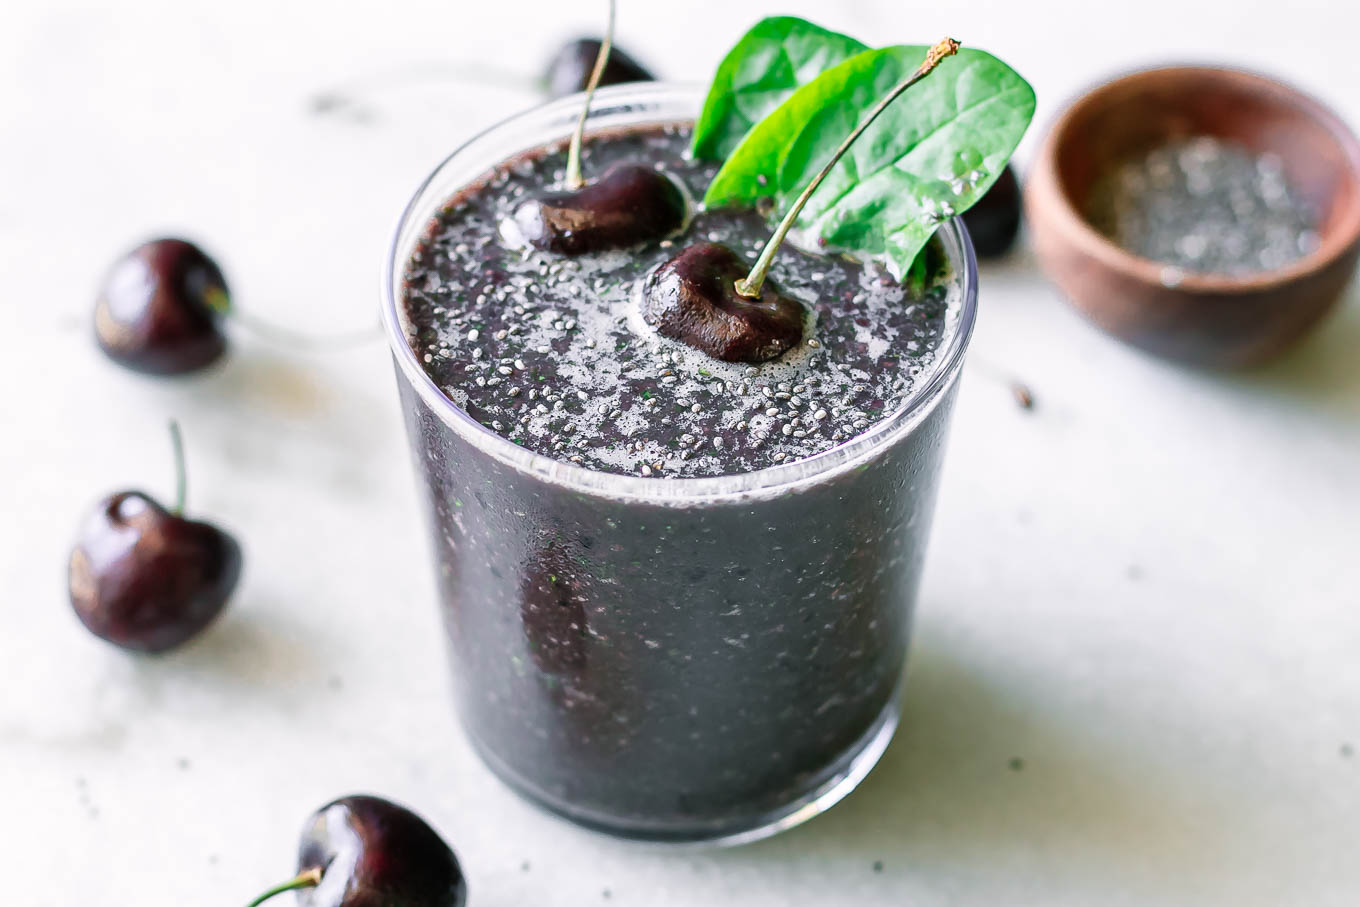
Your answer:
[401,124,961,478]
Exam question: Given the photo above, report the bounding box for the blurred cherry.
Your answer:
[94,238,230,375]
[543,37,654,98]
[962,165,1022,258]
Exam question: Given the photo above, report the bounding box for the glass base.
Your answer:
[466,679,902,847]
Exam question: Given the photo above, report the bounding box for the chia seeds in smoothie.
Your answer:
[392,117,969,839]
[401,125,957,478]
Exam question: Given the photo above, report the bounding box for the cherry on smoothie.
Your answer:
[94,238,230,375]
[640,242,804,363]
[514,1,686,255]
[642,39,962,366]
[543,37,655,98]
[246,795,467,907]
[512,162,686,255]
[961,164,1021,258]
[68,422,241,652]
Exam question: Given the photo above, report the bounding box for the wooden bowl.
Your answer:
[1025,66,1360,367]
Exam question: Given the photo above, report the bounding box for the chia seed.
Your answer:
[401,125,959,478]
[1086,136,1319,276]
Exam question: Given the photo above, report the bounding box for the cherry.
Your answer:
[521,548,589,676]
[543,38,655,98]
[511,162,686,255]
[95,238,231,375]
[247,795,467,907]
[518,7,683,257]
[67,422,241,653]
[638,39,959,364]
[961,164,1022,258]
[640,242,804,363]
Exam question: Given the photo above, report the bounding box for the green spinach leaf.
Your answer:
[691,16,867,161]
[703,45,1035,276]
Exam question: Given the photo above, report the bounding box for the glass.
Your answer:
[382,83,979,844]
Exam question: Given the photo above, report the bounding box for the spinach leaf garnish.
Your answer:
[704,44,1035,277]
[691,16,867,161]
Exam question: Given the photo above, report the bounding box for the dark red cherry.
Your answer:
[521,547,589,676]
[94,238,230,375]
[512,162,686,255]
[961,165,1021,258]
[543,38,655,98]
[68,423,241,653]
[69,493,240,652]
[640,242,804,363]
[247,795,466,907]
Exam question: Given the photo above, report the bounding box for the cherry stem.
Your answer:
[244,867,323,907]
[168,419,187,517]
[735,37,961,299]
[231,309,384,352]
[968,357,1036,410]
[564,0,616,190]
[206,285,382,351]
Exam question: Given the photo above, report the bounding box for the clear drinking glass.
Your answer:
[382,83,979,844]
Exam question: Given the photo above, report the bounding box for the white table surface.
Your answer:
[3,0,1357,904]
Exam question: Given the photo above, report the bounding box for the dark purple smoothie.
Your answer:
[391,113,970,841]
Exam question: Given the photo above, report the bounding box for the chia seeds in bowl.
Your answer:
[1085,136,1320,277]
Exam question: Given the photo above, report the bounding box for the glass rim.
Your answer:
[381,82,979,504]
